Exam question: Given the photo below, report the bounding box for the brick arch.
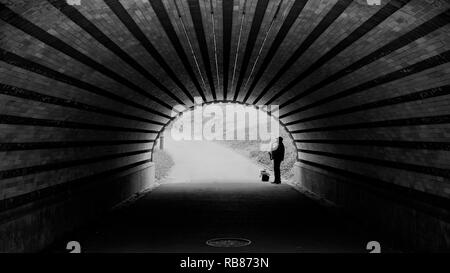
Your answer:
[0,0,449,251]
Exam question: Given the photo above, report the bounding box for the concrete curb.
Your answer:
[111,182,162,211]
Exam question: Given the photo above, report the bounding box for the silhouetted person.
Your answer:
[269,137,285,184]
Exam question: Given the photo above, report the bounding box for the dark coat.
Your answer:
[271,142,285,162]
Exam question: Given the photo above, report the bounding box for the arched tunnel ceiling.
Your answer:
[0,0,450,211]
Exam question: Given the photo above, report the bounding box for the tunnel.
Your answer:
[0,0,449,253]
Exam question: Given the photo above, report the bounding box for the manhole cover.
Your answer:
[206,238,252,248]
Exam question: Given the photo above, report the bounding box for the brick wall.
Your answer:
[0,0,449,251]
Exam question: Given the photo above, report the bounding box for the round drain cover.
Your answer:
[206,238,252,248]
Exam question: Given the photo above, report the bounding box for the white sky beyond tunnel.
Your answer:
[169,102,281,151]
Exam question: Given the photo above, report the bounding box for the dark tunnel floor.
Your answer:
[48,182,394,253]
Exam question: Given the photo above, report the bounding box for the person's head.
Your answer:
[278,136,283,143]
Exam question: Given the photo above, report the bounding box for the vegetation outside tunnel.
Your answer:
[153,148,174,182]
[160,103,298,180]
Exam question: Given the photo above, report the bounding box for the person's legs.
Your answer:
[273,159,281,183]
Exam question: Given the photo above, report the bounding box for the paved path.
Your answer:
[49,182,382,253]
[48,138,387,253]
[163,137,267,183]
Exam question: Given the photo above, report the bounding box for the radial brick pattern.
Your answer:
[0,0,449,252]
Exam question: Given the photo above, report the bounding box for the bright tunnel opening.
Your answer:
[153,102,297,184]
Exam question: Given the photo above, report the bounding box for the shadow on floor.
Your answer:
[46,181,396,253]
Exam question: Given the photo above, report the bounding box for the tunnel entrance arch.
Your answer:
[151,101,298,184]
[153,101,297,153]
